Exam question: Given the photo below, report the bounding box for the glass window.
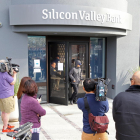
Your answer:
[70,44,86,96]
[28,36,47,102]
[90,38,105,79]
[28,36,46,82]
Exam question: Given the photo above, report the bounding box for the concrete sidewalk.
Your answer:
[0,98,116,140]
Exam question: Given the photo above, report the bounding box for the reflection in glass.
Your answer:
[49,43,66,98]
[28,36,46,82]
[90,38,105,79]
[28,36,47,102]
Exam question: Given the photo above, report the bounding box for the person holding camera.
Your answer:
[20,79,46,140]
[77,78,109,140]
[113,71,140,140]
[69,60,82,105]
[0,60,17,132]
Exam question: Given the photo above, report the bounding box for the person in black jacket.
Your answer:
[113,71,140,140]
[50,62,61,92]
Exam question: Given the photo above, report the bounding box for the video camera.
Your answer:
[95,78,111,101]
[7,122,33,140]
[0,57,19,76]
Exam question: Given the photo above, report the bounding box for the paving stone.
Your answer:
[0,98,116,140]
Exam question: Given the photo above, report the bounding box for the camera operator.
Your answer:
[0,60,17,133]
[77,78,109,140]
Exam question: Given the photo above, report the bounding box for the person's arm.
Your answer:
[5,71,16,85]
[105,100,109,113]
[50,67,54,76]
[10,71,17,85]
[55,71,62,78]
[31,100,46,116]
[112,94,121,122]
[77,98,84,111]
[69,68,75,82]
[112,97,116,122]
[80,69,82,80]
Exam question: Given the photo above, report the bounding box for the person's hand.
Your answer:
[37,98,41,103]
[12,70,17,78]
[73,80,76,82]
[13,70,17,75]
[37,114,40,117]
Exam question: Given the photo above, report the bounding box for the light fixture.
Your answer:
[0,22,2,27]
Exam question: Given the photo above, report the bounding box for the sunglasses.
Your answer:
[130,78,133,81]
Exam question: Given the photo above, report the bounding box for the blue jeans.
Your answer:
[31,133,39,140]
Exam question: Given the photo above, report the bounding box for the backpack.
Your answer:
[84,96,109,135]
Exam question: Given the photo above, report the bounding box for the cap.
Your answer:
[75,60,82,66]
[78,62,82,65]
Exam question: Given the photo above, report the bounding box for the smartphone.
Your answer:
[39,95,42,99]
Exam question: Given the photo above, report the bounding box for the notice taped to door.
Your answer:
[58,63,63,71]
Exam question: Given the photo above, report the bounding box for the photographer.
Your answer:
[0,60,17,133]
[77,78,109,140]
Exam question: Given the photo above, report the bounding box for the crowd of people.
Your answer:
[0,59,46,140]
[1,57,140,140]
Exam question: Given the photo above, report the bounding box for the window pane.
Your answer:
[28,36,47,102]
[71,44,86,95]
[28,36,46,82]
[90,38,105,79]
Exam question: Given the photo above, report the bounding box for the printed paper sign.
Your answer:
[34,59,40,68]
[34,69,41,73]
[58,63,63,71]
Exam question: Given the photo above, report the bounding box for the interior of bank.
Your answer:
[28,36,105,105]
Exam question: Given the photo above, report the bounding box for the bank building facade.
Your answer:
[0,0,139,105]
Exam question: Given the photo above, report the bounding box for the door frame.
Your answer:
[68,42,89,99]
[48,41,69,105]
[47,36,90,105]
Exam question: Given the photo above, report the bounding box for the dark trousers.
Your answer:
[70,84,79,102]
[31,133,39,140]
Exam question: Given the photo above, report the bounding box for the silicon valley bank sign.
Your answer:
[9,4,132,30]
[42,9,121,24]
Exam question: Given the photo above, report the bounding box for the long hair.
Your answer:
[17,77,31,99]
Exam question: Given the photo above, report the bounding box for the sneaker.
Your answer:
[7,124,15,129]
[73,101,77,104]
[2,128,14,133]
[70,100,73,105]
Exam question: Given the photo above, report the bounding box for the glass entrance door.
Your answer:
[48,42,68,105]
[69,43,89,99]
